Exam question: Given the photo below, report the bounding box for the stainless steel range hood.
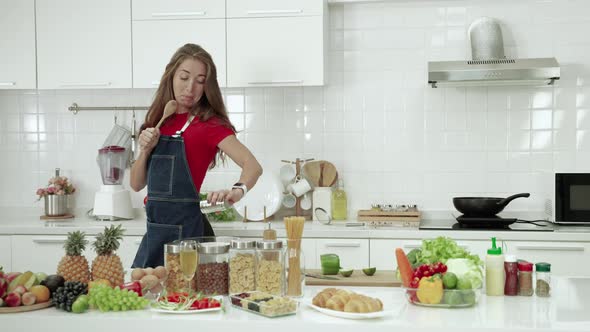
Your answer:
[428,18,560,88]
[428,58,560,88]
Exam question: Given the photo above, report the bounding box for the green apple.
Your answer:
[35,272,48,284]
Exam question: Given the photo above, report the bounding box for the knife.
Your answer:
[305,273,339,280]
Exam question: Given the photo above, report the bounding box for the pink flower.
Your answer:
[47,187,56,194]
[36,188,46,196]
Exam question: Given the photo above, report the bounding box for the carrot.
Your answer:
[395,248,414,288]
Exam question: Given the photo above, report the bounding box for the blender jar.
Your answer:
[97,146,127,185]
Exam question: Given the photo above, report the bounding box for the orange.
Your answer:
[29,285,50,303]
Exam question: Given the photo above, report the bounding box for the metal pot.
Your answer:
[44,195,69,216]
[453,193,530,217]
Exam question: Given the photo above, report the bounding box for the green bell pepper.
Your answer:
[320,254,341,275]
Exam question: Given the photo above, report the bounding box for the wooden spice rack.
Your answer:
[357,209,421,228]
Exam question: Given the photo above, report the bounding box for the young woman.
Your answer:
[131,43,263,268]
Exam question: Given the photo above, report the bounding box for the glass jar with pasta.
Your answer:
[229,239,257,294]
[256,240,284,296]
[164,241,196,294]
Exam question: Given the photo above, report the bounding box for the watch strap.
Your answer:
[232,183,248,196]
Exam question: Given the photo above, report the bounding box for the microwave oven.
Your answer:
[554,173,590,224]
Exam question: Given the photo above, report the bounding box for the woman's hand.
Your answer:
[207,188,244,205]
[138,128,160,153]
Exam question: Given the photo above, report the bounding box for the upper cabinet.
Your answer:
[132,1,226,88]
[0,0,36,90]
[226,0,326,87]
[36,0,132,89]
[132,0,224,20]
[226,0,323,18]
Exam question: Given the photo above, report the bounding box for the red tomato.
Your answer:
[143,196,148,206]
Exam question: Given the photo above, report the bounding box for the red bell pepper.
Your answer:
[120,281,143,296]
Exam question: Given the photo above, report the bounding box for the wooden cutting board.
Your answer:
[305,269,401,287]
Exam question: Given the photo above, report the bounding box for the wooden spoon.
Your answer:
[302,161,322,187]
[156,100,177,129]
[323,162,338,187]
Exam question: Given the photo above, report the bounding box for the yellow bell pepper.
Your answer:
[417,276,444,304]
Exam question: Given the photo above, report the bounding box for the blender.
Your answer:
[93,145,134,220]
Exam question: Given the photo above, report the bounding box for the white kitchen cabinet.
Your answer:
[370,239,489,271]
[11,235,97,275]
[132,20,226,88]
[118,236,143,279]
[226,14,325,87]
[0,236,12,272]
[226,0,323,18]
[507,241,590,277]
[36,0,132,89]
[132,0,224,20]
[0,0,36,90]
[316,239,369,270]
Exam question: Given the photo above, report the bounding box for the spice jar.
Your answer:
[164,241,196,293]
[504,255,518,296]
[229,239,257,294]
[256,240,284,296]
[535,262,551,297]
[197,242,230,295]
[518,261,534,296]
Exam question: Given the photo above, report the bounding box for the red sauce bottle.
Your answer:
[504,255,518,296]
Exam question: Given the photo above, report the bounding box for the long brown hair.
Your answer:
[142,43,235,169]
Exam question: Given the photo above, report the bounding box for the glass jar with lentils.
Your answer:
[197,242,230,295]
[229,239,257,294]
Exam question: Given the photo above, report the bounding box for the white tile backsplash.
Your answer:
[2,0,590,218]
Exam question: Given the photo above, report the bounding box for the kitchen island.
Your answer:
[3,279,590,332]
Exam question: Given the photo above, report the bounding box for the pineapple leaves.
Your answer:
[64,231,88,256]
[93,224,125,256]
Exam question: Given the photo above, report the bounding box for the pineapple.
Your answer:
[91,225,126,287]
[57,231,91,283]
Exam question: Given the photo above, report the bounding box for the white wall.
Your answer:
[1,0,589,218]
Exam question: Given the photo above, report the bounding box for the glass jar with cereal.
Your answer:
[164,241,196,293]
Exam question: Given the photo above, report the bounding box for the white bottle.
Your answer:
[485,237,505,296]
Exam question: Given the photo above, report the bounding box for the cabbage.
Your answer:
[446,258,484,289]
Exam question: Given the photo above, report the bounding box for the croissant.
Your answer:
[312,288,339,308]
[312,288,383,313]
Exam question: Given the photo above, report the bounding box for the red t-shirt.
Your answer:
[159,112,234,192]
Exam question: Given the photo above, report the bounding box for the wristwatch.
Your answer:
[232,183,248,196]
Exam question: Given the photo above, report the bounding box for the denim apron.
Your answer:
[132,114,214,268]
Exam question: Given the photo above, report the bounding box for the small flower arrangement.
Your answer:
[36,175,76,200]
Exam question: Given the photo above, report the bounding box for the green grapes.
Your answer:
[88,285,149,312]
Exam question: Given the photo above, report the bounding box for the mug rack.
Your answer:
[281,158,314,217]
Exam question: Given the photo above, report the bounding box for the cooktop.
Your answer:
[419,216,555,232]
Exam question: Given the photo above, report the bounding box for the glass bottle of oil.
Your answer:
[331,179,347,220]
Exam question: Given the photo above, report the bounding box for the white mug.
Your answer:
[282,192,297,208]
[288,177,312,197]
[300,193,312,210]
[279,164,296,185]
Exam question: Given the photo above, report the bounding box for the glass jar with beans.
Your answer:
[197,242,230,295]
[229,239,257,294]
[256,240,284,296]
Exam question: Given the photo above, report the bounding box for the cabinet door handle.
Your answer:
[324,243,361,248]
[516,245,585,252]
[247,80,303,85]
[0,82,16,86]
[152,11,206,18]
[60,82,111,87]
[247,9,303,15]
[33,238,66,244]
[403,243,422,249]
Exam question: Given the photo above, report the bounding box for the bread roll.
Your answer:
[312,288,383,313]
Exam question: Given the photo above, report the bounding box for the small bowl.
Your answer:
[403,286,482,308]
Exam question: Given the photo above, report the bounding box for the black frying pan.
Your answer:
[453,193,530,217]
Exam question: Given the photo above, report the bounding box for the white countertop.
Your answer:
[3,278,590,332]
[2,208,590,241]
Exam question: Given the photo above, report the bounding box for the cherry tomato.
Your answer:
[423,270,431,277]
[143,196,148,206]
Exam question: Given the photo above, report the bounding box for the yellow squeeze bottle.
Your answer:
[485,237,505,296]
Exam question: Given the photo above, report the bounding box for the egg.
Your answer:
[153,266,168,280]
[131,268,145,281]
